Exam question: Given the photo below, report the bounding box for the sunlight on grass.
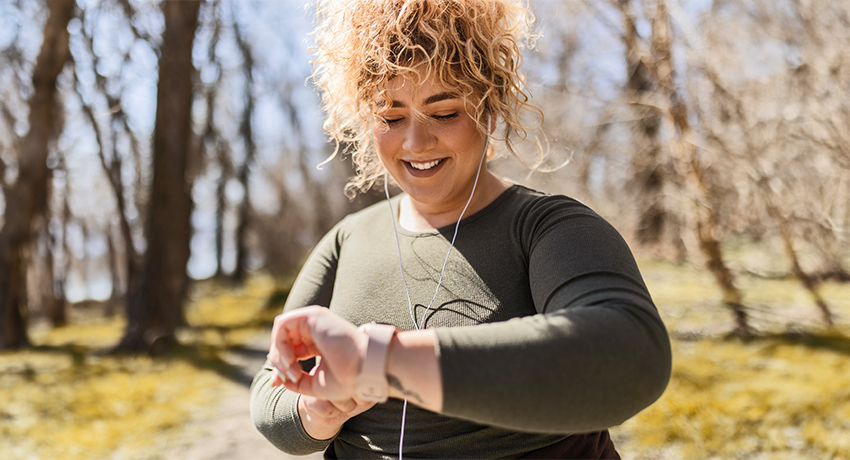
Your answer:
[180,273,283,347]
[616,335,850,459]
[0,273,286,460]
[29,316,126,349]
[0,353,221,460]
[613,259,850,459]
[186,272,280,327]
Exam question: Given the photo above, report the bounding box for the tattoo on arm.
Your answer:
[387,373,424,404]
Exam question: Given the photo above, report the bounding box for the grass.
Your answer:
[1,263,849,459]
[610,259,850,459]
[0,273,284,460]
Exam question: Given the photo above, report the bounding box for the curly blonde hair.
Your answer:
[311,0,542,196]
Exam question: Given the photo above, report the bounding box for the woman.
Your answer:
[251,0,671,458]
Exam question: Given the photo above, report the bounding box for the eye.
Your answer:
[432,113,458,122]
[380,116,404,126]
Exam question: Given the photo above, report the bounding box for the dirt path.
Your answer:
[162,334,323,460]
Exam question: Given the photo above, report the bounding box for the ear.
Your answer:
[488,112,496,134]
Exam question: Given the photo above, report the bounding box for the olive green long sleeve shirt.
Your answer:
[250,185,671,458]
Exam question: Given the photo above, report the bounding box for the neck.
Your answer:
[399,171,510,232]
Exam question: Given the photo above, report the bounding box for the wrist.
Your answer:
[385,329,443,412]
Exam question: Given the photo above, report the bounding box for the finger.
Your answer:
[282,313,330,382]
[270,319,311,383]
[282,369,315,396]
[285,365,350,403]
[276,313,325,375]
[271,316,302,367]
[271,307,339,386]
[270,366,288,387]
[265,351,288,387]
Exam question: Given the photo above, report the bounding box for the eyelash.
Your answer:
[382,113,458,126]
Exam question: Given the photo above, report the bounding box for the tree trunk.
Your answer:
[105,226,121,317]
[115,0,200,353]
[232,20,255,284]
[651,0,750,335]
[43,222,66,327]
[0,0,74,349]
[233,150,252,283]
[764,197,836,325]
[214,147,228,278]
[618,0,668,249]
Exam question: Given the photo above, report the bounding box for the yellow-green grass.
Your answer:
[0,274,284,460]
[615,334,850,459]
[610,260,850,459]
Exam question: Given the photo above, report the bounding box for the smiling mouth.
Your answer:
[407,159,443,170]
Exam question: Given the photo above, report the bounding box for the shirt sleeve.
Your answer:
[435,196,672,434]
[249,221,345,455]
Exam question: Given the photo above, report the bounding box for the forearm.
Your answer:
[385,329,443,412]
[436,299,671,433]
[249,363,335,455]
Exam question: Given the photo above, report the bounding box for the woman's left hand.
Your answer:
[297,392,377,439]
[267,306,368,403]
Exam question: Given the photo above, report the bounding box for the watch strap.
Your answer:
[356,323,396,402]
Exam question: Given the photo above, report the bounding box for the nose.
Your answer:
[402,117,436,154]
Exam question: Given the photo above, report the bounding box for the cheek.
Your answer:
[442,120,483,153]
[373,131,399,163]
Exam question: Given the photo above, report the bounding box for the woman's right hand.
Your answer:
[266,306,368,402]
[266,306,380,439]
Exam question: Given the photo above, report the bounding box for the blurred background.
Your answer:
[1,0,849,459]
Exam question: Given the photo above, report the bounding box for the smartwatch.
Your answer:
[355,323,396,402]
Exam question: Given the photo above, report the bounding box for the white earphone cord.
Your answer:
[384,132,489,460]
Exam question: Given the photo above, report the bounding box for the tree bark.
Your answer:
[214,144,229,278]
[105,226,121,317]
[763,194,836,325]
[232,19,255,283]
[651,0,750,335]
[0,0,75,349]
[617,0,668,248]
[115,0,201,353]
[42,219,66,327]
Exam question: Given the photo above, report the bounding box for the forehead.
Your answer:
[384,71,454,100]
[376,70,474,110]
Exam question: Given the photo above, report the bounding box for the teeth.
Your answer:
[409,160,441,170]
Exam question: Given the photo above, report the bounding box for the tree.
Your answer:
[606,0,751,333]
[652,0,750,334]
[695,0,848,325]
[617,0,670,250]
[0,0,75,349]
[231,10,256,283]
[116,0,201,353]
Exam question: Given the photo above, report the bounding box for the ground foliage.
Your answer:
[611,260,850,459]
[0,274,282,460]
[1,267,849,459]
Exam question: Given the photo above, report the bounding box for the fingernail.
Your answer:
[274,367,287,383]
[286,368,298,382]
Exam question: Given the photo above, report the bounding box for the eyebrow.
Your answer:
[377,91,461,108]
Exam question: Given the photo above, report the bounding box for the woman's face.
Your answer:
[372,72,489,211]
